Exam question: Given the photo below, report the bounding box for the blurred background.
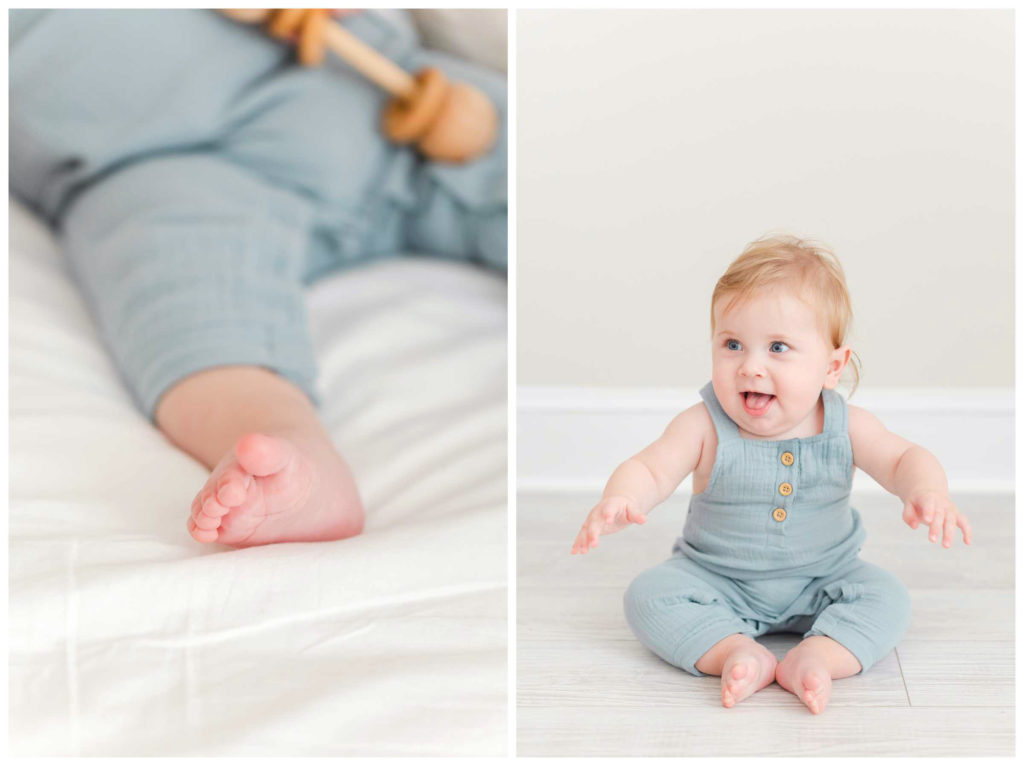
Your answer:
[517,9,1012,493]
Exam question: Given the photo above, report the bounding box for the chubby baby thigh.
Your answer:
[797,559,912,673]
[623,556,750,676]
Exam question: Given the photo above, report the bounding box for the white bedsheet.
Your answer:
[9,197,508,756]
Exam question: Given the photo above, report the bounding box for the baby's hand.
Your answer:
[902,489,973,548]
[571,496,647,555]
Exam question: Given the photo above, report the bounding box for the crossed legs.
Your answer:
[624,557,903,714]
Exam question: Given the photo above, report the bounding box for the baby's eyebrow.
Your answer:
[715,329,800,343]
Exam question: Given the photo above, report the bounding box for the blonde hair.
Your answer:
[711,234,861,394]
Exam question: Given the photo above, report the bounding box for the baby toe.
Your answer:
[235,432,293,477]
[194,511,222,530]
[188,518,219,543]
[202,495,231,518]
[216,466,252,507]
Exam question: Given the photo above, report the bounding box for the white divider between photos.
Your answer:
[517,387,1014,496]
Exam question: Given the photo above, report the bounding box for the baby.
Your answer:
[571,235,972,715]
[10,9,506,547]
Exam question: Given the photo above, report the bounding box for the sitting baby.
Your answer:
[572,235,971,714]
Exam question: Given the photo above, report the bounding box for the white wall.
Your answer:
[518,10,1013,390]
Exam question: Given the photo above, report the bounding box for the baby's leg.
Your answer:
[624,557,775,708]
[775,561,912,714]
[60,154,363,546]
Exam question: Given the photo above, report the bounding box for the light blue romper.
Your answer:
[624,382,911,675]
[9,9,506,418]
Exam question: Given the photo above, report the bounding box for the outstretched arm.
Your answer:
[571,402,711,554]
[848,405,972,547]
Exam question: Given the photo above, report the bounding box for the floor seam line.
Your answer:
[895,646,912,706]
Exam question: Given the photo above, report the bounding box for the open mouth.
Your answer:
[742,391,775,416]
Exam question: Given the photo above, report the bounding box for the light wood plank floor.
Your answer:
[517,491,1014,757]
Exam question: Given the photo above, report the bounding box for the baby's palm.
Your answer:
[571,497,647,555]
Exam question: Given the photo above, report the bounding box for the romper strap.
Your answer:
[699,381,741,442]
[821,387,849,435]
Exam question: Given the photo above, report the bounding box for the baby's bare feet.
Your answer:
[775,645,833,715]
[187,430,364,547]
[720,642,778,708]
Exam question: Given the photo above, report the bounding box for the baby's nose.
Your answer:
[739,358,766,377]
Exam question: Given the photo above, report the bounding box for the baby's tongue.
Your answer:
[746,392,772,409]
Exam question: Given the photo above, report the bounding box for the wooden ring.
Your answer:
[383,67,448,144]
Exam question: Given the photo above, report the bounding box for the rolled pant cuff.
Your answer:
[133,332,319,420]
[671,619,751,677]
[805,615,880,674]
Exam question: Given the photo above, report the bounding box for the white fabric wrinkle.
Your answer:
[9,197,507,755]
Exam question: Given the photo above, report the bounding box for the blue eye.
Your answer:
[726,339,742,351]
[769,341,790,353]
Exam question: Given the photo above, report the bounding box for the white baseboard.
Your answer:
[517,386,1014,495]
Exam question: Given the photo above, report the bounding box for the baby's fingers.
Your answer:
[585,515,605,548]
[922,499,944,543]
[901,501,919,530]
[571,522,598,554]
[941,511,956,548]
[570,527,587,555]
[957,514,973,545]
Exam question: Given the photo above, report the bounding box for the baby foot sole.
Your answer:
[187,431,364,547]
[720,645,778,708]
[776,655,834,715]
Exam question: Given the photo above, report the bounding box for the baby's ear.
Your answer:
[824,346,851,388]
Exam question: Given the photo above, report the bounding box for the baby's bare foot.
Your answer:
[775,646,833,715]
[187,430,364,547]
[720,642,778,708]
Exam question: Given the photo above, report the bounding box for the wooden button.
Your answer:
[779,482,793,496]
[781,451,795,466]
[772,507,787,522]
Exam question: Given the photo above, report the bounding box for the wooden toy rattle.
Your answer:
[220,9,499,163]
